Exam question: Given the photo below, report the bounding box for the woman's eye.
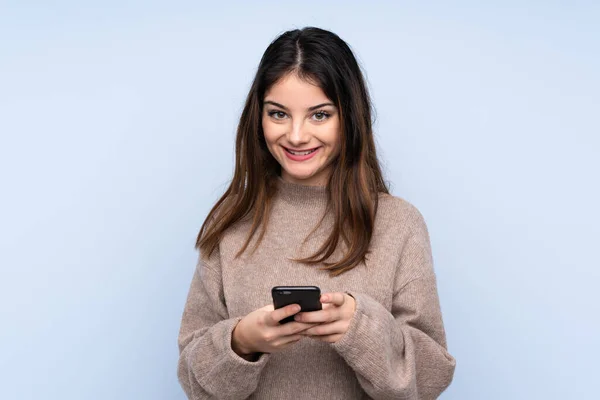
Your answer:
[269,111,287,119]
[312,111,330,121]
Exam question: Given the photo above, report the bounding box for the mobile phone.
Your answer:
[271,286,322,324]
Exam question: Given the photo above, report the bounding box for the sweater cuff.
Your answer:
[331,292,402,362]
[187,317,270,395]
[224,317,270,367]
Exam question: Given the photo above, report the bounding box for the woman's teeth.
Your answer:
[287,148,317,155]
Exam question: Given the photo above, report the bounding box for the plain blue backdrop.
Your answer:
[1,1,599,399]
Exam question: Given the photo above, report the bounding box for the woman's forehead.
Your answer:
[264,74,333,109]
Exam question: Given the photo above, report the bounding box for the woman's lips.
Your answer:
[283,146,321,162]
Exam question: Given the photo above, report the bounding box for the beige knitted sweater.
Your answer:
[177,178,456,399]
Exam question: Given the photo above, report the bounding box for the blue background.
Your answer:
[1,1,599,399]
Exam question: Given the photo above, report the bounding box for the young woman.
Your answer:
[177,27,456,399]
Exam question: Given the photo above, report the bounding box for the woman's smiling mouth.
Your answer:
[282,146,321,161]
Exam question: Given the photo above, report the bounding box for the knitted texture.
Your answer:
[177,178,456,399]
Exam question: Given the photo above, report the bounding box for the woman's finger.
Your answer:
[268,304,301,325]
[321,292,347,306]
[279,321,316,336]
[301,320,347,337]
[294,307,339,324]
[272,334,304,347]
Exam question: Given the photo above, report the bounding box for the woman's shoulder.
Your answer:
[375,192,429,234]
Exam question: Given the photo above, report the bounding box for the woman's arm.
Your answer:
[177,255,269,400]
[332,209,456,400]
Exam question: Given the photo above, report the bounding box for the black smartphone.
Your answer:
[271,286,322,324]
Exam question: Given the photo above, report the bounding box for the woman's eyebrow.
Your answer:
[264,100,335,111]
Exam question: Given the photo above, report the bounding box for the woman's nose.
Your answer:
[287,121,310,146]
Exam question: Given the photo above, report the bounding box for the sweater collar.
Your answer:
[275,176,329,209]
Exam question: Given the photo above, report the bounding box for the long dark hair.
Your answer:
[196,27,389,276]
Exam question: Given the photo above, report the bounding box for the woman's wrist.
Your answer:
[232,320,258,360]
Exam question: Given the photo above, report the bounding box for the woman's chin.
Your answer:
[282,169,327,185]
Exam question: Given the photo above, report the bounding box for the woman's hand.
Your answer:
[232,304,316,359]
[293,292,356,343]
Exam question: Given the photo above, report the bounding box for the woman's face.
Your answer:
[262,73,340,186]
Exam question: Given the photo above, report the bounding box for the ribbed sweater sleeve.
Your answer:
[177,254,270,399]
[332,208,456,400]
